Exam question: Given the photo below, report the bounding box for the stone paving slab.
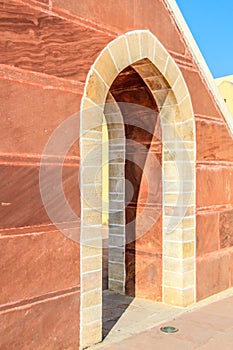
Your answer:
[88,290,183,349]
[92,293,233,350]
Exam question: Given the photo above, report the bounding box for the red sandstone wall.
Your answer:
[195,117,233,300]
[0,77,82,348]
[0,2,87,348]
[1,0,233,349]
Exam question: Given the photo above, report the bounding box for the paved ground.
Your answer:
[88,289,233,350]
[102,290,182,341]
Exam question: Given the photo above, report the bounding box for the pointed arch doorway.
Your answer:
[80,30,196,349]
[103,61,163,301]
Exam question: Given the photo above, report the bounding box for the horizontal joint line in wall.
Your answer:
[82,303,101,311]
[109,177,124,181]
[109,245,124,249]
[164,160,195,164]
[109,278,124,283]
[82,254,101,260]
[165,180,194,183]
[0,227,80,239]
[197,204,233,213]
[81,288,101,296]
[163,239,194,243]
[81,132,102,138]
[195,114,225,123]
[0,64,84,92]
[82,241,101,247]
[0,286,80,314]
[81,136,102,141]
[196,161,233,167]
[82,319,101,327]
[164,269,195,275]
[163,285,194,291]
[81,165,102,169]
[82,207,102,211]
[109,224,125,227]
[165,140,195,144]
[164,256,194,261]
[109,192,124,195]
[82,269,102,276]
[164,215,195,219]
[109,233,125,237]
[164,191,194,195]
[0,162,79,167]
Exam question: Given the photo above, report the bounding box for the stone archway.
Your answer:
[80,30,196,349]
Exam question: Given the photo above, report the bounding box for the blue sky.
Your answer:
[176,0,233,78]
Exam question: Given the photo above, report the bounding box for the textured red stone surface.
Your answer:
[219,209,233,249]
[196,165,233,208]
[53,0,186,54]
[0,230,80,305]
[54,0,134,33]
[0,162,80,228]
[196,212,219,256]
[0,79,81,154]
[126,251,162,301]
[196,118,233,161]
[194,104,233,298]
[181,69,222,118]
[0,291,80,350]
[0,2,82,346]
[135,213,162,256]
[196,250,232,301]
[0,2,113,82]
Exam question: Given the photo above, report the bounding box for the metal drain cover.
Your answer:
[160,326,179,333]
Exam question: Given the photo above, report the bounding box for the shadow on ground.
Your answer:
[102,290,133,339]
